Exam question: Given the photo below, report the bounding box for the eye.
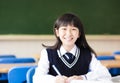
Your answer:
[62,28,66,30]
[72,28,77,30]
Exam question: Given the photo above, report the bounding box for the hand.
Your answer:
[66,75,83,83]
[55,75,68,83]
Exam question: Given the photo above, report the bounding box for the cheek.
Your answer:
[74,33,80,40]
[58,31,65,36]
[56,31,65,38]
[74,31,80,38]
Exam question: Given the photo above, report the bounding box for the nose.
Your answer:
[66,29,72,36]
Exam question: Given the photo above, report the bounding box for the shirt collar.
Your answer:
[57,45,78,57]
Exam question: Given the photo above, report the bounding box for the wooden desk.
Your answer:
[0,63,37,73]
[100,60,120,68]
[115,55,120,60]
[0,60,120,73]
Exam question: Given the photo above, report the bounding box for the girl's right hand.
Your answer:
[55,75,68,83]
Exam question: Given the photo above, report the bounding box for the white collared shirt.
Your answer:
[33,45,111,83]
[58,45,77,57]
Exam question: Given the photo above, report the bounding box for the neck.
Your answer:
[62,44,74,52]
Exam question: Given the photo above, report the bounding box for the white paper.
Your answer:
[71,80,113,83]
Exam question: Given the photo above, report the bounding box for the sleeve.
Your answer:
[83,53,112,80]
[33,49,56,83]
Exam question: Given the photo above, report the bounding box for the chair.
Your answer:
[0,55,16,81]
[0,57,36,63]
[96,55,120,76]
[113,51,120,55]
[8,66,33,83]
[0,57,35,82]
[96,55,115,60]
[26,66,36,83]
[0,54,16,58]
[0,73,8,81]
[112,51,120,60]
[112,51,120,76]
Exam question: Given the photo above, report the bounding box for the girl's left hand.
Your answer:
[66,75,83,83]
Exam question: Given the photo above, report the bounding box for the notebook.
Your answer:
[71,80,113,83]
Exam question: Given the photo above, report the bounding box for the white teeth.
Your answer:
[65,38,72,41]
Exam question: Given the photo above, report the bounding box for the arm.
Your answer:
[33,49,56,83]
[84,53,112,80]
[66,53,112,83]
[33,49,67,83]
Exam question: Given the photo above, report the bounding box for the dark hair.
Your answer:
[42,13,96,55]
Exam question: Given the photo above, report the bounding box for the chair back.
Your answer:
[96,55,115,60]
[113,51,120,55]
[8,66,32,83]
[97,55,120,76]
[0,55,16,58]
[26,66,36,83]
[0,73,8,81]
[0,57,35,63]
[0,55,16,81]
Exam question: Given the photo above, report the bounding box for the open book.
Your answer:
[111,75,120,83]
[71,80,113,83]
[71,75,120,83]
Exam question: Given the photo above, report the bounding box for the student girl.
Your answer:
[33,13,111,83]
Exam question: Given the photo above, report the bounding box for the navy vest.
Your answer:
[47,47,92,77]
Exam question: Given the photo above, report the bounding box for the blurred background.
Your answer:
[0,0,120,58]
[0,1,120,82]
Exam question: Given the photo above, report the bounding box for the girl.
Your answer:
[33,13,111,83]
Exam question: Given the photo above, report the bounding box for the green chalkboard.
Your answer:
[0,0,120,34]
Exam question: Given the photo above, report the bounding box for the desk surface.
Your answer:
[0,63,37,73]
[0,60,120,73]
[100,60,120,68]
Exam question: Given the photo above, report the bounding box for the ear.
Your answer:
[55,28,59,37]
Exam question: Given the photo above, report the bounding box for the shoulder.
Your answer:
[41,48,57,57]
[41,48,47,55]
[40,49,48,60]
[46,48,57,54]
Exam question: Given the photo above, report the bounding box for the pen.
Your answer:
[52,65,61,75]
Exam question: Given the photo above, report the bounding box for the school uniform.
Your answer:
[33,45,111,83]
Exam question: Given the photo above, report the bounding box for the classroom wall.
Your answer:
[0,35,120,59]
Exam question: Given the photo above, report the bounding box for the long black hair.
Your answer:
[42,13,96,55]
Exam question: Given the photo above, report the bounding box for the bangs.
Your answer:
[55,16,79,28]
[54,13,82,30]
[58,20,75,27]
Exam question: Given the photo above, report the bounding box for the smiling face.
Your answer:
[55,25,80,51]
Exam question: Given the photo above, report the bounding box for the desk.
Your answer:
[100,60,120,68]
[0,60,120,73]
[0,63,37,73]
[115,55,120,60]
